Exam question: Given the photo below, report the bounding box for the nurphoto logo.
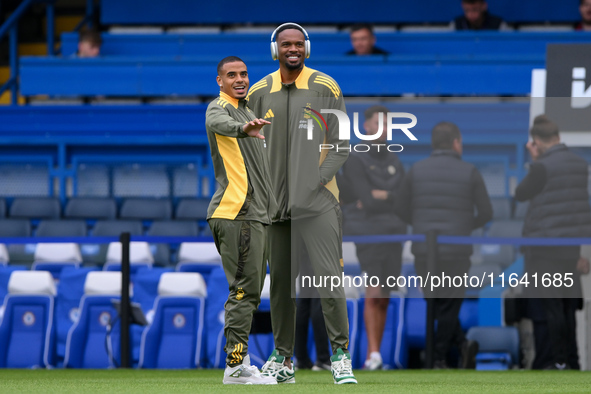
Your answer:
[304,108,418,153]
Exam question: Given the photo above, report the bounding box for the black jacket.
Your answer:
[340,148,406,235]
[395,150,493,258]
[516,143,591,260]
[454,12,505,30]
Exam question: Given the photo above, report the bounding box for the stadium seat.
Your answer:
[0,199,6,217]
[205,266,230,368]
[64,271,128,368]
[32,243,83,279]
[36,220,87,237]
[148,220,199,265]
[139,272,207,368]
[175,198,209,221]
[75,166,110,198]
[113,165,169,198]
[357,293,406,369]
[64,197,117,219]
[119,198,172,220]
[0,244,8,265]
[9,197,61,219]
[490,197,511,220]
[175,242,221,283]
[103,241,154,272]
[54,267,97,363]
[84,220,143,265]
[466,326,519,370]
[0,271,56,368]
[0,219,32,265]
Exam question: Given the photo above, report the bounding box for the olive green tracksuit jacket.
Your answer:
[246,67,351,357]
[205,91,278,366]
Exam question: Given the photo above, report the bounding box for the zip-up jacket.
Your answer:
[246,66,349,220]
[205,91,278,224]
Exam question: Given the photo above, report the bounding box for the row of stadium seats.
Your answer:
[0,197,209,221]
[2,265,516,370]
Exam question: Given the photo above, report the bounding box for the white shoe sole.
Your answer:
[223,380,277,385]
[334,378,358,384]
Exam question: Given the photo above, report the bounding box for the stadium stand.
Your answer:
[36,220,87,237]
[466,326,520,370]
[9,197,61,220]
[119,198,172,220]
[103,241,154,272]
[148,220,199,265]
[32,243,83,279]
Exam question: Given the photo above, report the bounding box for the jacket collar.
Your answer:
[219,91,240,109]
[540,143,567,159]
[431,149,461,160]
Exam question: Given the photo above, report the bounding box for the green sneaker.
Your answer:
[330,349,357,384]
[260,349,295,384]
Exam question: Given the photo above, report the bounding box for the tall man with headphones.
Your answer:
[247,23,357,385]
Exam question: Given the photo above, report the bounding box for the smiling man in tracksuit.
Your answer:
[247,23,357,385]
[206,56,278,385]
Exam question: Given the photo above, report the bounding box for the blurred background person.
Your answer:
[346,24,389,55]
[576,0,591,31]
[395,121,492,369]
[516,115,591,370]
[339,105,406,370]
[77,29,102,58]
[453,0,508,30]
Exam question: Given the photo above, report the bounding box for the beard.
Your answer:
[283,58,303,71]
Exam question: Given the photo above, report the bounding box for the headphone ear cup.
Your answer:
[305,40,311,59]
[270,42,278,61]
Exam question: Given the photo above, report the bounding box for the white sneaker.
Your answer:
[223,355,277,385]
[261,349,295,384]
[364,352,383,371]
[331,349,357,384]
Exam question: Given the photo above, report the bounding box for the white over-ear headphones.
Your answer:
[270,22,311,61]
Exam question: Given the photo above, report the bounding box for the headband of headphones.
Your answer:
[270,22,311,60]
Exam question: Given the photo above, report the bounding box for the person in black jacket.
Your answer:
[346,24,389,56]
[395,121,493,369]
[340,105,406,370]
[516,115,591,370]
[453,0,508,30]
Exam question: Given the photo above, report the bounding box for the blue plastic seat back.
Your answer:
[0,295,55,368]
[205,267,229,368]
[64,295,121,368]
[34,262,81,280]
[140,296,205,368]
[466,326,520,365]
[55,267,96,362]
[176,262,220,284]
[357,295,407,369]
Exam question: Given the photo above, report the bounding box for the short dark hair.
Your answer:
[431,122,461,150]
[581,0,588,5]
[530,115,559,141]
[350,23,374,35]
[79,29,101,47]
[275,23,306,40]
[364,105,389,122]
[217,56,244,75]
[462,0,485,3]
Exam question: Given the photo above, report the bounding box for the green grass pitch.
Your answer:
[1,370,591,393]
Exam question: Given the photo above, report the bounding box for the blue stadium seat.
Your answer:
[9,197,61,219]
[0,271,56,368]
[466,326,519,370]
[357,294,407,369]
[0,265,27,305]
[32,243,83,279]
[175,198,209,221]
[139,272,207,368]
[113,165,169,198]
[148,220,199,266]
[120,198,172,220]
[175,242,221,283]
[54,267,97,364]
[36,220,87,237]
[84,220,143,265]
[64,197,117,220]
[103,241,154,273]
[64,272,126,368]
[0,219,32,265]
[205,266,229,368]
[0,199,6,217]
